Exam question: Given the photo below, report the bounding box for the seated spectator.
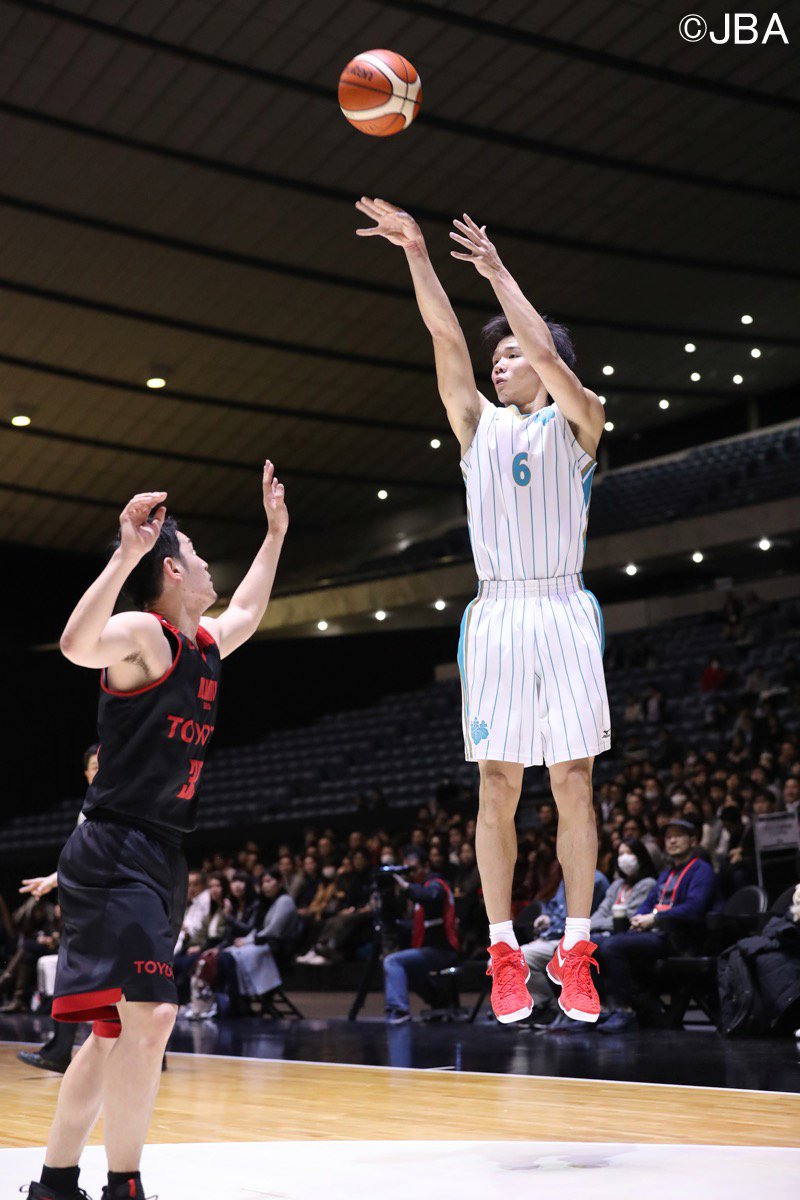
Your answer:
[383,849,459,1023]
[289,852,320,907]
[223,871,260,944]
[520,868,609,1024]
[595,818,720,1033]
[429,844,452,883]
[644,687,666,724]
[453,842,483,954]
[301,848,374,964]
[276,852,300,897]
[175,869,209,950]
[447,825,464,867]
[590,842,657,939]
[217,870,300,1013]
[700,657,729,692]
[174,872,231,1004]
[295,863,340,956]
[623,693,644,724]
[0,896,60,1013]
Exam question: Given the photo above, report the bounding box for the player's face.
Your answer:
[491,336,543,406]
[84,754,99,785]
[176,531,217,610]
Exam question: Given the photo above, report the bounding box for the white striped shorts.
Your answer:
[457,574,611,768]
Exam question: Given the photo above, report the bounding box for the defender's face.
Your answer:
[175,531,217,609]
[491,336,542,406]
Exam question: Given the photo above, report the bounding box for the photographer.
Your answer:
[383,849,459,1024]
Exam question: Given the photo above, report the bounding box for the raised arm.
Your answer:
[59,492,172,671]
[201,460,287,659]
[450,214,605,458]
[355,197,488,456]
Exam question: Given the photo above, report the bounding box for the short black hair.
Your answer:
[110,514,183,610]
[83,743,99,770]
[481,313,577,370]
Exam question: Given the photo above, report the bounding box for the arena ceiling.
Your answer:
[0,0,798,582]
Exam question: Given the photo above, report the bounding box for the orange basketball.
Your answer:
[338,50,422,137]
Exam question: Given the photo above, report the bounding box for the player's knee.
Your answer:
[550,759,593,805]
[123,1001,177,1050]
[478,770,519,826]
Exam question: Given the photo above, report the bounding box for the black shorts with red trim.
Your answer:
[52,815,187,1038]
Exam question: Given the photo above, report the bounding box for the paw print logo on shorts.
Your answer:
[471,718,489,745]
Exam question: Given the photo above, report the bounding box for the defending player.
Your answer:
[356,197,609,1025]
[25,461,287,1200]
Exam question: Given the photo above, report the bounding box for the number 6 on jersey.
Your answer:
[512,451,531,487]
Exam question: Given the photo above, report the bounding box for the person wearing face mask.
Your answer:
[595,818,720,1033]
[589,842,657,939]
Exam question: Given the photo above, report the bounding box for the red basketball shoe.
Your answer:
[487,942,533,1023]
[546,938,600,1023]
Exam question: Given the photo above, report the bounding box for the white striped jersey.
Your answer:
[461,402,597,581]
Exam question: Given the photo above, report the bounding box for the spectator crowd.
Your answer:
[2,591,798,1032]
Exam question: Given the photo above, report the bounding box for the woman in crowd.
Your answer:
[590,841,658,938]
[217,870,300,1012]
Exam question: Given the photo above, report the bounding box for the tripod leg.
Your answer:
[348,939,382,1022]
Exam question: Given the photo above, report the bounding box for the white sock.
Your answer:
[562,918,591,951]
[489,920,519,950]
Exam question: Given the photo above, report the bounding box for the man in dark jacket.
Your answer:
[595,818,719,1032]
[383,850,459,1023]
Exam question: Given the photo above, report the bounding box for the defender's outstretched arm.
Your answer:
[450,215,605,455]
[202,460,287,658]
[356,197,488,456]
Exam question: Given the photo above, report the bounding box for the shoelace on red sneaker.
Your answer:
[561,948,599,1001]
[487,953,526,1003]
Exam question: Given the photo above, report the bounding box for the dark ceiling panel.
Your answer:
[0,0,796,574]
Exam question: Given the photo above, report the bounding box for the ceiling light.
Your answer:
[317,620,328,631]
[434,599,446,611]
[598,395,606,405]
[659,398,670,410]
[430,438,441,449]
[375,610,387,621]
[602,365,614,376]
[377,489,388,500]
[758,538,771,552]
[684,343,696,353]
[750,348,761,359]
[604,420,614,432]
[11,414,31,427]
[692,551,704,564]
[690,372,701,382]
[146,377,166,389]
[732,374,743,384]
[741,314,753,325]
[625,563,638,576]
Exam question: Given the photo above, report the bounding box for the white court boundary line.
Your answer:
[4,1039,799,1099]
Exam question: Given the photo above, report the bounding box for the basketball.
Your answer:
[338,49,421,137]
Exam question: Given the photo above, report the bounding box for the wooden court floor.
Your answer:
[3,1046,799,1149]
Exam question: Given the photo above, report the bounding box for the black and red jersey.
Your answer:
[82,614,221,844]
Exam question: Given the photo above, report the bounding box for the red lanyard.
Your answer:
[657,858,698,910]
[618,883,632,902]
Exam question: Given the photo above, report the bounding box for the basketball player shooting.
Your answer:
[25,462,287,1200]
[356,197,609,1024]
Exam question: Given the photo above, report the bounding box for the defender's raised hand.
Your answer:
[449,214,503,278]
[355,196,423,249]
[118,492,168,560]
[263,459,288,536]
